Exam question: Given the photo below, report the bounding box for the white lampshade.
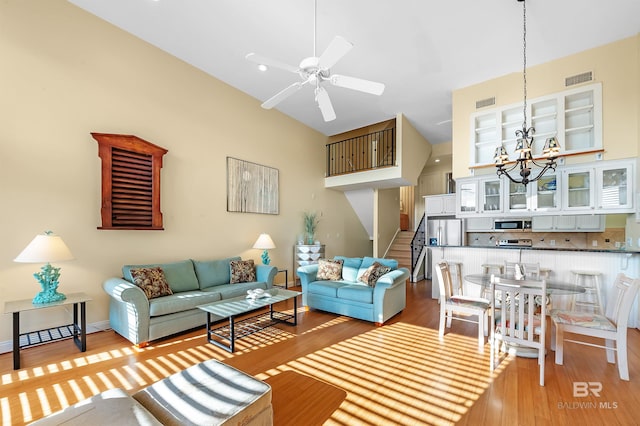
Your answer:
[14,232,75,263]
[252,233,276,250]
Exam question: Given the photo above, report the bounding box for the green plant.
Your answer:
[303,212,319,243]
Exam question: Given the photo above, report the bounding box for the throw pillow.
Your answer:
[230,259,256,283]
[316,258,344,281]
[358,262,391,287]
[130,267,173,299]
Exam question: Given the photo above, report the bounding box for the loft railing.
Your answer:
[326,128,395,177]
[411,213,426,281]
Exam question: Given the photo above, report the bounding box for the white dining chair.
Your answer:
[551,273,640,381]
[436,261,490,352]
[490,274,547,386]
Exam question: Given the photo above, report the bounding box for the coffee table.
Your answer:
[197,288,301,352]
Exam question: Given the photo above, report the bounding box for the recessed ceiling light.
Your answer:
[257,64,268,72]
[435,158,440,163]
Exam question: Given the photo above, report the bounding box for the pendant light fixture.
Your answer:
[494,0,560,187]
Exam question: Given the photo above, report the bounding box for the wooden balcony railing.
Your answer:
[326,128,396,177]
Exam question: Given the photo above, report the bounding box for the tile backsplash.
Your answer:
[467,228,626,250]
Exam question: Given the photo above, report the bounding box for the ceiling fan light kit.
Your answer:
[245,1,385,122]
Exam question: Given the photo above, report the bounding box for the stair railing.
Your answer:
[410,213,426,281]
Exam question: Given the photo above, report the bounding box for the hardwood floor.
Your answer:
[1,281,639,425]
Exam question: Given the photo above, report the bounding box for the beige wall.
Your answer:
[374,188,400,257]
[452,35,640,179]
[398,114,432,185]
[0,0,371,343]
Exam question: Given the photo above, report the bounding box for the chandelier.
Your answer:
[494,0,560,187]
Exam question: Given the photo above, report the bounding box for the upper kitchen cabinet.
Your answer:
[562,159,635,213]
[425,194,456,216]
[469,83,602,167]
[456,176,502,217]
[505,171,561,214]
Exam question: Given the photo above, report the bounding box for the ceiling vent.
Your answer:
[565,71,593,87]
[476,97,496,109]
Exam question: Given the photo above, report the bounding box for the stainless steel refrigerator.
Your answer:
[426,217,463,279]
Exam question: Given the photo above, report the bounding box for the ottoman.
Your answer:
[133,360,273,426]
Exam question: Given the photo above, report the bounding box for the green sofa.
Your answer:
[103,257,277,346]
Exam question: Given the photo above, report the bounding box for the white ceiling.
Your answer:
[67,0,640,145]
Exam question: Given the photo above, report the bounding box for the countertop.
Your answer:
[427,245,640,254]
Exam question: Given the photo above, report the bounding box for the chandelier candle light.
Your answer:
[494,0,561,187]
[14,231,75,304]
[253,233,276,265]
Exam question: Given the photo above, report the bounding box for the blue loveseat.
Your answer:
[103,257,277,346]
[297,256,409,324]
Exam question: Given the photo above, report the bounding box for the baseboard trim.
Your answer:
[0,320,112,355]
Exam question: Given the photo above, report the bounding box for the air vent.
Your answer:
[565,71,593,87]
[476,97,496,109]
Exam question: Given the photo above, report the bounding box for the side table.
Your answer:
[3,292,92,370]
[275,269,288,289]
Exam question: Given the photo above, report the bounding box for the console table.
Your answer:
[4,292,91,370]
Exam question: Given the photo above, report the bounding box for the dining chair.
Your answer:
[436,261,490,352]
[551,273,640,381]
[490,275,547,386]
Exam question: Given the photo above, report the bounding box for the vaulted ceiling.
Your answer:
[68,0,640,144]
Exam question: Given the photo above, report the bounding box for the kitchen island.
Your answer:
[429,245,640,329]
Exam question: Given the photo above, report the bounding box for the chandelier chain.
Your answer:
[522,0,528,128]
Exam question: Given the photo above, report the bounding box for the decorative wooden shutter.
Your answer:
[92,133,168,230]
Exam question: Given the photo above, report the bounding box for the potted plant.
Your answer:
[303,212,319,245]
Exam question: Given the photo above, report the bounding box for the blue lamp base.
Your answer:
[32,263,67,305]
[261,250,271,265]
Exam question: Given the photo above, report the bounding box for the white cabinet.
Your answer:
[469,83,601,167]
[425,194,456,216]
[465,217,494,232]
[532,215,604,232]
[595,160,634,212]
[293,244,325,281]
[456,177,502,216]
[562,159,635,214]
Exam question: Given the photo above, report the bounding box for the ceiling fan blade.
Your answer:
[261,82,304,109]
[330,74,385,96]
[245,53,299,74]
[315,87,336,122]
[318,36,353,69]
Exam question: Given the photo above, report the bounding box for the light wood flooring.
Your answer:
[1,280,639,425]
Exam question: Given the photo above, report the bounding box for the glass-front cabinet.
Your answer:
[456,177,503,216]
[596,161,633,211]
[562,159,634,213]
[457,158,634,217]
[531,172,560,212]
[562,169,594,211]
[481,178,502,214]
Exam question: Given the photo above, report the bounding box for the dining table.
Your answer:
[463,274,587,296]
[463,273,586,358]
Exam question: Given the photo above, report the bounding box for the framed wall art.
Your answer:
[226,157,279,214]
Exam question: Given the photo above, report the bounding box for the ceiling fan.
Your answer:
[245,0,385,122]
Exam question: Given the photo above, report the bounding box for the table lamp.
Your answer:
[253,233,275,265]
[14,231,75,304]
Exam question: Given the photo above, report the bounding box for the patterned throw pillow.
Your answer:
[130,267,173,299]
[230,259,256,283]
[358,262,391,287]
[316,259,344,281]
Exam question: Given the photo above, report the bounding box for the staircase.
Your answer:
[386,231,413,270]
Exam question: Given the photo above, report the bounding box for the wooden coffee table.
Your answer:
[197,288,300,352]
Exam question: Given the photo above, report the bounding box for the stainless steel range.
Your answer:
[497,238,533,247]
